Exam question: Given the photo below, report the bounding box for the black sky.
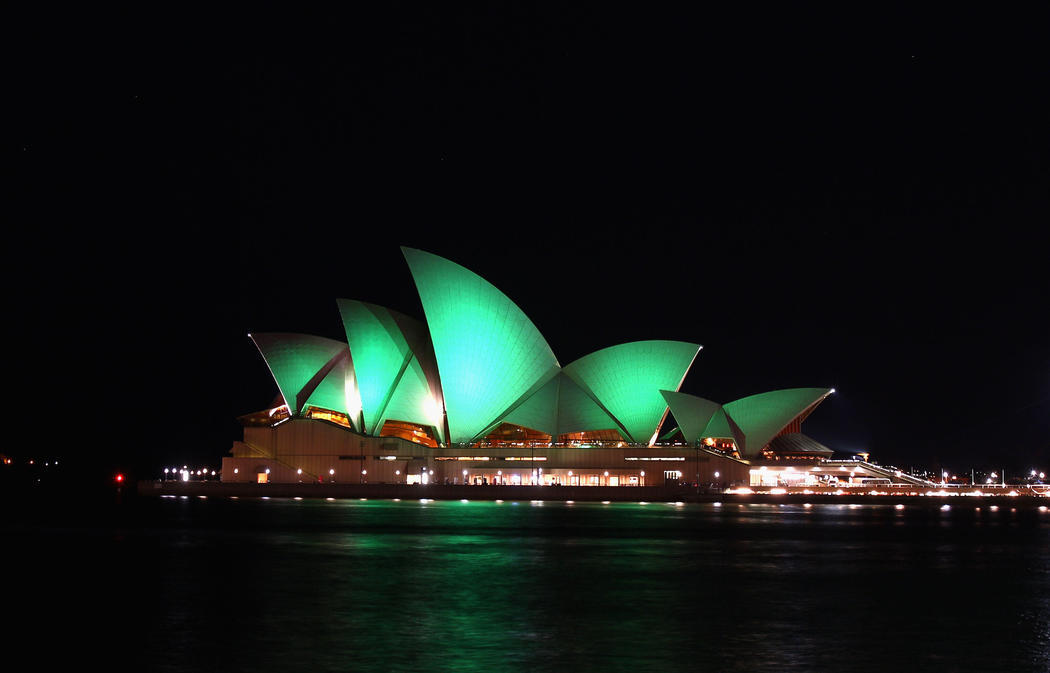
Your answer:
[15,4,1048,479]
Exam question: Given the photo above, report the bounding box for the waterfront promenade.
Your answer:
[138,480,1049,506]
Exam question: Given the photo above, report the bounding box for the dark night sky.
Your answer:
[15,5,1048,479]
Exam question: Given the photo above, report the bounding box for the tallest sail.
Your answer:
[402,247,561,444]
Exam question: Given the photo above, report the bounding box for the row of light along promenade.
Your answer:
[138,480,1049,506]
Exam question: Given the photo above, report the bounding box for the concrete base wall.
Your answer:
[222,418,751,488]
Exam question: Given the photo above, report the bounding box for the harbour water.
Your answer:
[8,495,1049,672]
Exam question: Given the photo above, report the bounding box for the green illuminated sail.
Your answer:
[303,353,359,428]
[659,390,722,444]
[564,341,701,444]
[250,333,349,415]
[498,371,562,438]
[555,373,623,437]
[375,354,446,443]
[337,301,423,432]
[702,407,735,440]
[402,247,560,444]
[723,387,833,456]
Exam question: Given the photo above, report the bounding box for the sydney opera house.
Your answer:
[222,247,840,489]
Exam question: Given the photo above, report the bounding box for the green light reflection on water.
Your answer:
[136,496,1050,673]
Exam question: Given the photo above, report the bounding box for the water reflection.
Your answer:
[7,498,1048,672]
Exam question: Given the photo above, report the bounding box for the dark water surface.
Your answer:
[8,496,1050,672]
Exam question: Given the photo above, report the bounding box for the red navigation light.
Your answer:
[115,473,125,483]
